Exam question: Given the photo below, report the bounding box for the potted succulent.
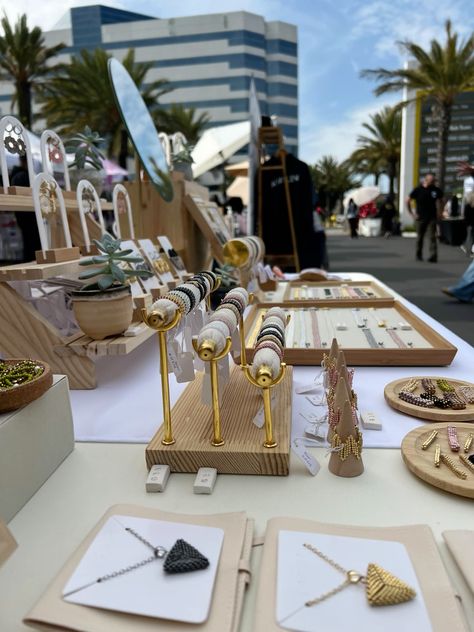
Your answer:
[171,142,194,181]
[72,234,152,340]
[66,126,106,195]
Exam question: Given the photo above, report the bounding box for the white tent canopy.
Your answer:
[191,121,250,178]
[226,175,249,206]
[343,186,380,209]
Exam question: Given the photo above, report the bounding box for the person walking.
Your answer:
[347,198,359,238]
[442,258,474,303]
[406,173,443,262]
[379,194,396,238]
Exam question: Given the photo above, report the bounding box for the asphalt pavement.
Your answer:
[326,231,473,346]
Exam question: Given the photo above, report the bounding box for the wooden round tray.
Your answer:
[0,359,52,413]
[401,423,474,499]
[384,376,474,422]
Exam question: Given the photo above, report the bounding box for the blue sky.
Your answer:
[4,0,474,164]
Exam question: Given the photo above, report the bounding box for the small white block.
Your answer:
[146,464,170,492]
[360,411,382,431]
[193,467,217,494]
[336,323,347,331]
[399,322,412,331]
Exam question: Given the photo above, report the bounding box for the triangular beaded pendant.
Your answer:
[365,563,416,606]
[163,539,209,574]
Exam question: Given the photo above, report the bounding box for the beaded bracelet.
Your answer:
[437,379,455,393]
[458,386,474,404]
[447,426,460,452]
[421,378,436,395]
[255,340,283,361]
[398,390,435,408]
[256,333,283,348]
[225,292,246,312]
[444,392,466,410]
[217,301,240,322]
[221,296,244,316]
[419,392,450,409]
[165,293,187,314]
[402,378,419,393]
[257,327,285,346]
[167,290,191,314]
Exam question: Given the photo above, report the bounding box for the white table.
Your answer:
[1,274,473,631]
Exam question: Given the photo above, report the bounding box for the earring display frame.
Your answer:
[401,422,474,499]
[240,301,457,366]
[384,376,474,422]
[284,280,392,304]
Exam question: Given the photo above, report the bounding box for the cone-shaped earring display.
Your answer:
[335,350,351,390]
[327,376,351,443]
[328,399,364,477]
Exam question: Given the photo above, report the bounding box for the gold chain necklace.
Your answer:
[303,543,416,607]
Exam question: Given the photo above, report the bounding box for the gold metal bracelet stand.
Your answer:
[142,307,182,445]
[243,363,286,448]
[192,336,233,446]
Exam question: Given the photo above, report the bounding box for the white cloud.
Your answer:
[299,95,398,164]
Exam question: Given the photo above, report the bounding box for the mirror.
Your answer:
[108,58,173,202]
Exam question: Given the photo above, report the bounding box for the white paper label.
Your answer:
[202,364,212,406]
[291,439,320,476]
[230,327,241,362]
[305,394,326,407]
[295,374,323,395]
[166,340,181,376]
[252,392,277,428]
[176,352,195,383]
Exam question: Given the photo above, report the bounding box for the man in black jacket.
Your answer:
[406,173,443,263]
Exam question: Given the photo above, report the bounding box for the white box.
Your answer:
[0,375,74,523]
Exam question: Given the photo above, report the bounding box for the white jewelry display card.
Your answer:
[120,239,162,293]
[156,235,188,280]
[63,515,224,624]
[138,238,175,285]
[277,531,430,632]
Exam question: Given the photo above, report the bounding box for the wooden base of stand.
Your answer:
[35,247,80,264]
[146,365,293,475]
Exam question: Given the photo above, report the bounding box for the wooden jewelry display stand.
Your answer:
[146,364,293,475]
[401,423,474,499]
[126,172,211,272]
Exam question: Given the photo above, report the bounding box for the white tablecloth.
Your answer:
[70,274,473,449]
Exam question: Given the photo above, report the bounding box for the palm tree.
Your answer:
[349,106,401,196]
[155,104,210,144]
[361,20,474,192]
[0,13,65,128]
[310,155,359,213]
[38,48,171,167]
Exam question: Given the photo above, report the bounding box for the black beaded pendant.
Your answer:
[163,539,210,574]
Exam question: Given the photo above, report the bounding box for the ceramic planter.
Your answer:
[72,285,133,340]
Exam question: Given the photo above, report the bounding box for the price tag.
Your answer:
[202,364,212,406]
[230,327,241,362]
[175,352,195,383]
[218,355,230,388]
[305,394,326,407]
[291,439,320,476]
[295,373,324,395]
[166,339,181,376]
[252,392,277,428]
